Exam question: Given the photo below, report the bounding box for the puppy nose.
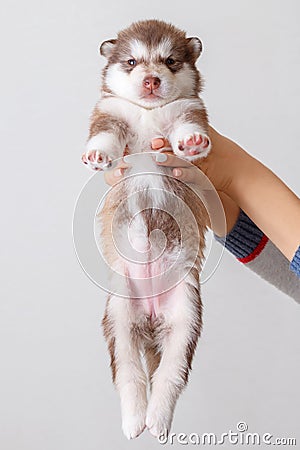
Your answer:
[143,76,161,90]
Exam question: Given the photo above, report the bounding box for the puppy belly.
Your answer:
[126,257,183,319]
[125,259,163,305]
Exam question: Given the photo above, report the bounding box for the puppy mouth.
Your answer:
[141,92,162,101]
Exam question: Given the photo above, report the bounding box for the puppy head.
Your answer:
[100,20,203,108]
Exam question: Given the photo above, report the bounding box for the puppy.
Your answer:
[83,20,211,439]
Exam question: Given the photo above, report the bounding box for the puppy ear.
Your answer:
[99,39,117,58]
[186,37,203,61]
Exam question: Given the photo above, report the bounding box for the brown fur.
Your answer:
[89,108,129,141]
[102,305,117,383]
[183,266,203,383]
[144,345,161,385]
[184,108,209,133]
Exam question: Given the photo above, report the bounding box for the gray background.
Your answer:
[1,0,300,449]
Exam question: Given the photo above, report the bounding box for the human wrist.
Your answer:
[221,145,254,200]
[206,128,247,196]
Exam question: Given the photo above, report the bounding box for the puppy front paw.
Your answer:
[81,150,113,170]
[177,132,211,160]
[82,133,123,170]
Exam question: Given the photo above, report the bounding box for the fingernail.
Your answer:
[152,138,165,149]
[114,168,123,177]
[173,168,182,177]
[123,155,130,163]
[155,153,167,162]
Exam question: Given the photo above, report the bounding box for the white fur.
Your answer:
[125,153,167,206]
[153,37,173,59]
[130,39,150,60]
[144,278,201,438]
[105,64,139,103]
[107,296,147,439]
[95,96,207,156]
[85,96,209,169]
[130,38,173,62]
[85,131,126,169]
[107,273,201,438]
[105,61,197,109]
[86,132,120,153]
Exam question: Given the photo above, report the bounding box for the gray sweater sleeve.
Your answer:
[214,210,300,302]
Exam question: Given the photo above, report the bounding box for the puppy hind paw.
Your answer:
[122,414,146,440]
[145,409,172,439]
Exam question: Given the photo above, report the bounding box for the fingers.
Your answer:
[172,166,215,191]
[153,152,192,168]
[151,138,203,183]
[152,138,166,150]
[151,137,171,150]
[172,167,199,183]
[103,160,130,186]
[82,138,208,187]
[150,138,210,184]
[152,152,211,187]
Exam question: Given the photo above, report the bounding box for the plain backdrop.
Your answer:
[0,0,299,449]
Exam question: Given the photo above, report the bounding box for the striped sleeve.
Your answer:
[214,209,268,262]
[214,210,300,302]
[290,246,300,277]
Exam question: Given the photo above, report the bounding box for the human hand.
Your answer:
[152,127,242,195]
[150,130,243,236]
[84,129,242,198]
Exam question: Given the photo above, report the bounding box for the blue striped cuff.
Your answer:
[214,209,265,260]
[290,246,300,278]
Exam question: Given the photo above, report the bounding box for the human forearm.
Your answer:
[221,141,300,261]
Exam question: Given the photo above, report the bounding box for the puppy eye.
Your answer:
[128,59,137,66]
[166,57,175,65]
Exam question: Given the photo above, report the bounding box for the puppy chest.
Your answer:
[126,109,167,152]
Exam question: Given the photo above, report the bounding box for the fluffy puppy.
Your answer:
[83,20,211,440]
